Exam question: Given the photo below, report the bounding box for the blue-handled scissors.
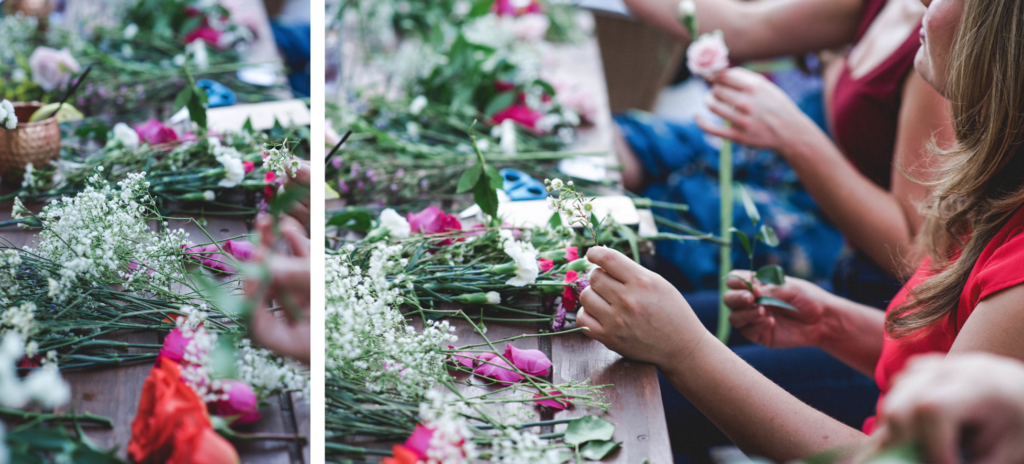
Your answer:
[500,168,549,201]
[196,79,237,108]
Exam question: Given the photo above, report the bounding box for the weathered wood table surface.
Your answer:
[0,191,311,463]
[330,8,672,463]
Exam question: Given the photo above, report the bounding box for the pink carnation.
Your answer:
[504,344,552,377]
[492,104,544,132]
[184,25,224,49]
[493,0,544,16]
[407,206,462,245]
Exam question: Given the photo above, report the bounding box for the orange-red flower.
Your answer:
[128,359,240,464]
[381,444,420,464]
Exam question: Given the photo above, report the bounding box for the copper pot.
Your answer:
[0,102,61,183]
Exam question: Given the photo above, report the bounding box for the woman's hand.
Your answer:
[696,67,817,154]
[862,353,1024,464]
[577,247,708,367]
[724,272,834,348]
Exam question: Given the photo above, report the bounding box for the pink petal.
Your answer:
[533,389,573,410]
[134,119,178,145]
[214,379,262,425]
[447,346,477,369]
[159,328,191,363]
[538,259,554,273]
[473,352,524,384]
[492,104,544,132]
[564,246,579,262]
[223,240,255,261]
[504,344,552,377]
[404,424,434,460]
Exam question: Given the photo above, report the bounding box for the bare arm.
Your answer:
[621,0,863,61]
[701,69,954,277]
[817,293,887,376]
[579,248,868,462]
[782,73,952,277]
[947,284,1024,361]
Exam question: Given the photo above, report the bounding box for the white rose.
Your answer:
[28,47,81,92]
[379,208,411,239]
[687,30,729,79]
[112,122,140,150]
[216,153,245,188]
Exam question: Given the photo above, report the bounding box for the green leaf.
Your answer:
[548,211,563,228]
[483,91,516,117]
[564,415,615,446]
[757,224,779,247]
[580,440,621,460]
[326,209,373,231]
[5,428,69,449]
[737,184,760,227]
[473,175,499,219]
[242,117,254,132]
[618,224,640,263]
[754,265,785,286]
[186,92,207,129]
[730,227,752,258]
[173,86,192,112]
[755,296,798,312]
[407,241,427,272]
[457,164,483,193]
[485,165,504,190]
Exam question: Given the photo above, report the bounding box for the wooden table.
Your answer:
[0,191,311,463]
[330,7,672,463]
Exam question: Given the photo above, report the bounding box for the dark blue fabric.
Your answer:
[615,107,844,291]
[270,23,311,97]
[831,248,903,309]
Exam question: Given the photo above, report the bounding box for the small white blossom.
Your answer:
[112,122,140,150]
[378,208,410,239]
[410,95,428,115]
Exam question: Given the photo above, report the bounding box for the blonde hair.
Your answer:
[887,0,1024,337]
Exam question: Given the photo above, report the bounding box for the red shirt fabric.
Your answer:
[863,205,1024,433]
[831,0,923,189]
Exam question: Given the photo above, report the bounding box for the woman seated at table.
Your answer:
[578,0,1024,461]
[617,0,952,307]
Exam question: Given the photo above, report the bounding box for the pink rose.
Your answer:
[687,31,729,79]
[493,0,544,16]
[184,25,225,49]
[407,206,462,244]
[492,104,544,132]
[213,379,262,425]
[504,344,552,377]
[533,389,573,410]
[473,352,524,384]
[134,119,178,145]
[404,424,435,460]
[159,328,192,363]
[28,47,81,92]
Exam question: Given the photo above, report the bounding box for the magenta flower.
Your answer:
[533,389,573,410]
[564,246,579,262]
[184,25,224,48]
[538,258,554,273]
[562,270,580,312]
[447,345,477,369]
[159,328,191,363]
[473,352,524,384]
[492,104,544,132]
[213,379,262,425]
[493,0,544,16]
[407,206,462,241]
[404,424,435,460]
[243,161,256,174]
[223,239,256,262]
[134,119,178,145]
[504,344,552,377]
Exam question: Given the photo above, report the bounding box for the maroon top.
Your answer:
[830,0,923,189]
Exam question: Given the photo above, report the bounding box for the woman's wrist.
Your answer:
[777,115,830,164]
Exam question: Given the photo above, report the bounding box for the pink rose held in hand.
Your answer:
[687,30,729,79]
[28,46,81,92]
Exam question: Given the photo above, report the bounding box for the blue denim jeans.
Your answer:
[660,291,881,464]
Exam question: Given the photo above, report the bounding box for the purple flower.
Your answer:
[552,303,567,332]
[350,163,361,177]
[419,179,429,190]
[396,168,405,177]
[338,179,349,193]
[331,156,343,169]
[390,183,398,192]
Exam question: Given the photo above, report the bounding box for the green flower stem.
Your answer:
[717,126,734,344]
[0,408,114,428]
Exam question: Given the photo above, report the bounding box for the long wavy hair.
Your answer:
[886,0,1024,338]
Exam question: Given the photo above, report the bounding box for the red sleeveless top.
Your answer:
[863,206,1024,433]
[831,0,923,189]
